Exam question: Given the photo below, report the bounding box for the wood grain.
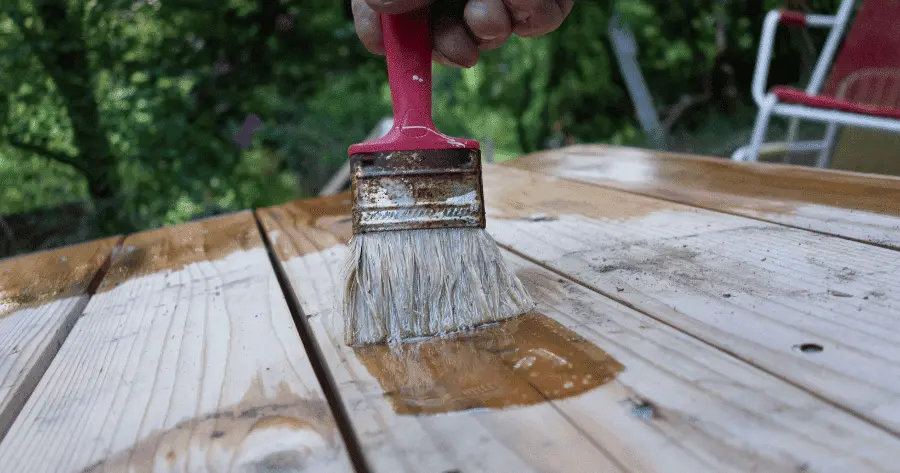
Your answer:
[259,194,900,472]
[483,164,900,435]
[506,145,900,249]
[0,212,354,472]
[509,253,900,473]
[257,198,622,473]
[0,237,118,441]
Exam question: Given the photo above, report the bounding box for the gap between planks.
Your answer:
[252,210,373,473]
[494,157,900,437]
[483,164,900,436]
[497,241,900,440]
[0,235,124,443]
[1,209,369,473]
[257,193,900,473]
[0,211,358,472]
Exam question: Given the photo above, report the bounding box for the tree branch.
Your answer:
[661,93,711,132]
[0,216,19,255]
[5,136,83,171]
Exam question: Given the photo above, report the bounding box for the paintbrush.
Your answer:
[342,9,534,345]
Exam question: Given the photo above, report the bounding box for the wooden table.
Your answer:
[1,145,899,472]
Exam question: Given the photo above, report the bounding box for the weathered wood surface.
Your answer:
[506,145,900,249]
[0,212,354,472]
[257,197,620,473]
[483,165,900,435]
[258,193,900,472]
[0,237,118,441]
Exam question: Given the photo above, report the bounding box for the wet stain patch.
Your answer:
[97,212,261,292]
[257,193,354,260]
[353,312,624,415]
[507,147,900,217]
[0,238,117,318]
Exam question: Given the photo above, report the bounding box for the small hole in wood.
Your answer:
[629,398,656,420]
[794,343,823,354]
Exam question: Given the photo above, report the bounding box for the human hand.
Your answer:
[352,0,573,68]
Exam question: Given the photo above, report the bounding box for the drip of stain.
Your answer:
[353,312,624,415]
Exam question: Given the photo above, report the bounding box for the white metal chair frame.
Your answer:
[732,0,900,167]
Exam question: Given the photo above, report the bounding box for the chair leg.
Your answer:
[785,117,801,164]
[816,122,840,168]
[746,95,777,162]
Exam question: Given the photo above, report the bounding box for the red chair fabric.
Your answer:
[821,0,900,98]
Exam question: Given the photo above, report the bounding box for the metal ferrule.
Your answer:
[349,148,486,234]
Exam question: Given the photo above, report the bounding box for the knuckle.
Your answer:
[365,0,421,14]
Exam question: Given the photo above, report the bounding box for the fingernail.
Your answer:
[468,1,489,17]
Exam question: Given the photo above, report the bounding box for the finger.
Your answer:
[353,0,384,54]
[502,0,569,37]
[464,0,513,51]
[432,13,480,68]
[365,0,433,15]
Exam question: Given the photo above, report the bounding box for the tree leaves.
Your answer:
[1,0,840,256]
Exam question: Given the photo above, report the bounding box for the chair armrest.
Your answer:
[779,10,839,27]
[779,10,808,27]
[751,10,838,106]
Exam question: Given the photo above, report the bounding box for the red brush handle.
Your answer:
[349,10,479,155]
[385,10,434,132]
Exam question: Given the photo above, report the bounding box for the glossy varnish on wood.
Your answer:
[95,211,261,292]
[258,196,624,472]
[482,164,900,434]
[507,145,900,249]
[0,237,118,440]
[259,192,900,472]
[354,312,624,415]
[0,237,119,317]
[260,195,626,416]
[2,144,900,472]
[0,211,354,472]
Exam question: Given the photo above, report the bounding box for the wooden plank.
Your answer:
[506,145,900,250]
[0,212,355,472]
[482,164,900,434]
[508,253,900,473]
[258,194,900,472]
[257,197,621,473]
[0,237,118,441]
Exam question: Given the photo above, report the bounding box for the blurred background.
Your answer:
[0,0,869,257]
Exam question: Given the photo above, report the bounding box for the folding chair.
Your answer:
[732,0,900,167]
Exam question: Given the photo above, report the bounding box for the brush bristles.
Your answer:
[341,227,534,345]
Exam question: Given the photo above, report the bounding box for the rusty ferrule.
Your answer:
[349,148,486,234]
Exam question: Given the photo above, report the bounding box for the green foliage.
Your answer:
[0,150,87,214]
[0,0,841,256]
[1,0,385,252]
